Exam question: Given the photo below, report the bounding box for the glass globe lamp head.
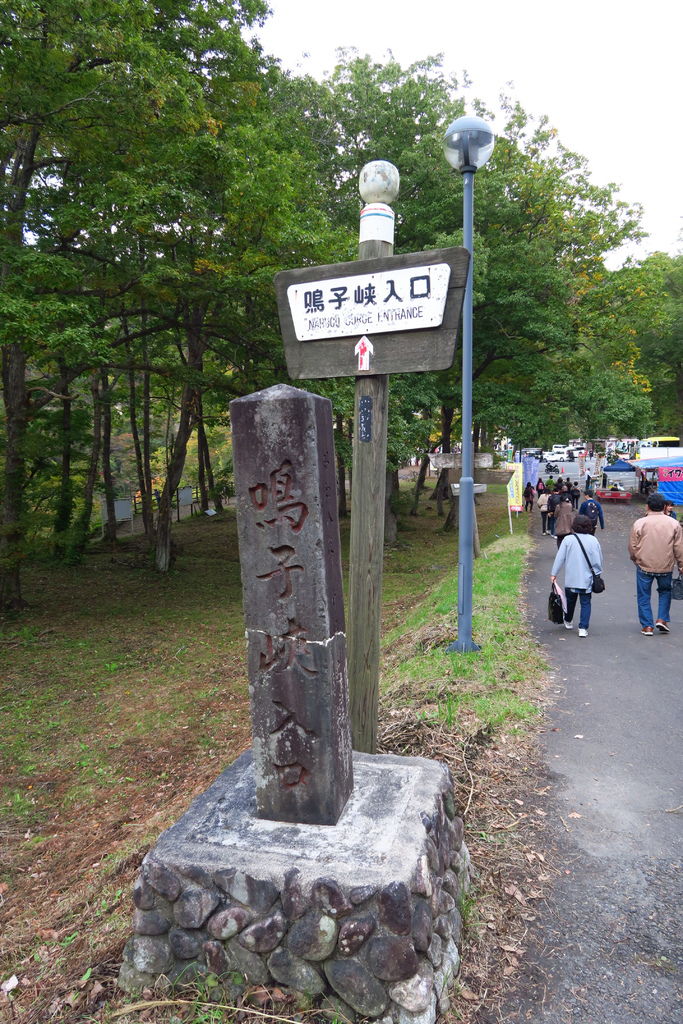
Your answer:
[443,115,495,172]
[358,160,400,204]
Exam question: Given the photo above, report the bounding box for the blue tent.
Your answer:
[628,456,683,469]
[604,458,635,472]
[627,456,683,504]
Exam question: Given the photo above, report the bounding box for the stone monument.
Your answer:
[230,384,353,825]
[118,384,472,1022]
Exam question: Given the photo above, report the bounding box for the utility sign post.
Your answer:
[274,162,469,755]
[275,248,469,380]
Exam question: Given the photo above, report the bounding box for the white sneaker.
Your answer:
[564,620,573,629]
[578,628,588,638]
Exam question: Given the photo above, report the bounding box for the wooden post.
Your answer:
[272,170,470,750]
[348,164,398,753]
[348,367,389,752]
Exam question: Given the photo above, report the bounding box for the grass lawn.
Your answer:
[0,481,549,1023]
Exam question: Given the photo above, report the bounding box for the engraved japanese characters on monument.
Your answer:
[230,384,353,826]
[119,379,472,1019]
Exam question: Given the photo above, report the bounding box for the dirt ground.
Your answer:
[1,498,554,1024]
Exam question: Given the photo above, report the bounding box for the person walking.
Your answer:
[550,514,603,638]
[537,489,550,534]
[547,486,561,537]
[628,491,683,635]
[554,492,575,549]
[664,499,679,521]
[570,481,581,510]
[524,482,535,512]
[578,489,604,535]
[536,478,546,496]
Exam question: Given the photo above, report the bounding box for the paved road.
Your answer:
[499,500,683,1024]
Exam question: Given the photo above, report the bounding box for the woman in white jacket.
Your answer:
[550,514,603,638]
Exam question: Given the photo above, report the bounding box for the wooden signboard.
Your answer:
[275,247,469,379]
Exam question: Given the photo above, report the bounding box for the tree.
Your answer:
[276,55,651,476]
[633,254,683,438]
[0,0,272,603]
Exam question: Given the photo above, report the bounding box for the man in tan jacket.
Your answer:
[628,492,683,635]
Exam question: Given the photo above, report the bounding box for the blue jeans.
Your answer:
[636,567,672,628]
[565,588,592,630]
[549,515,556,536]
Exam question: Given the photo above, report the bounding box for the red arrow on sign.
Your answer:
[354,336,374,371]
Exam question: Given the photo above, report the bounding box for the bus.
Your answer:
[634,436,683,460]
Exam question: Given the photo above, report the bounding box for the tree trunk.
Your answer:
[197,420,209,512]
[70,374,103,562]
[200,401,224,514]
[155,310,206,572]
[0,128,40,609]
[435,468,450,517]
[410,453,431,516]
[443,489,459,532]
[143,357,154,527]
[52,368,73,560]
[336,413,347,517]
[384,468,398,546]
[100,371,117,545]
[0,343,29,609]
[429,405,454,503]
[155,382,198,570]
[128,354,154,541]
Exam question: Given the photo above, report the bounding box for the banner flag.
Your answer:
[658,464,683,505]
[506,463,524,511]
[522,456,540,491]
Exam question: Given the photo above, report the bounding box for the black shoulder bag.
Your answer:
[574,534,605,593]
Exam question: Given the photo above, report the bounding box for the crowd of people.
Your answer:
[524,474,683,637]
[523,478,602,541]
[544,490,683,638]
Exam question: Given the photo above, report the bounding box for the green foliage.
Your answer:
[1,28,676,599]
[277,55,656,452]
[633,254,683,436]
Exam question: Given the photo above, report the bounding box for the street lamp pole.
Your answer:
[443,115,495,654]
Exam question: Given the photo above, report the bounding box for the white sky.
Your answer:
[257,0,682,266]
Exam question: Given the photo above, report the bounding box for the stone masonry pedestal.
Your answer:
[119,750,471,1022]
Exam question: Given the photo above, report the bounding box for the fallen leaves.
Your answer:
[504,881,546,906]
[459,987,481,1002]
[504,883,528,905]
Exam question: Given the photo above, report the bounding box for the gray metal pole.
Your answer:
[447,168,480,653]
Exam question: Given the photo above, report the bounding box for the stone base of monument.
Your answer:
[118,750,471,1023]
